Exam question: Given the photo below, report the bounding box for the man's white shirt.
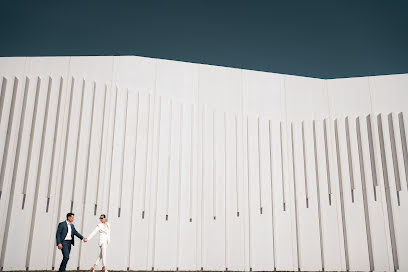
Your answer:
[64,220,72,240]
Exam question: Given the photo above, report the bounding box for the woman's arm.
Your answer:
[87,225,99,241]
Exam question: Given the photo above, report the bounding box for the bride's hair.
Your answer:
[100,214,107,221]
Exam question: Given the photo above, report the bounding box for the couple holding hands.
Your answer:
[56,213,111,272]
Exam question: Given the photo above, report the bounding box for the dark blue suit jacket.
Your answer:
[56,221,83,246]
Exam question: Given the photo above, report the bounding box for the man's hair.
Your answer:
[66,212,75,219]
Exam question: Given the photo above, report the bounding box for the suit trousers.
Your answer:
[94,243,108,267]
[59,240,72,272]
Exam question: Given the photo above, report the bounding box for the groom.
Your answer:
[56,213,88,272]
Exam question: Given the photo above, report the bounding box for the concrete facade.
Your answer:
[0,56,407,271]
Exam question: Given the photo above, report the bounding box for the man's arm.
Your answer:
[56,223,63,246]
[72,225,84,240]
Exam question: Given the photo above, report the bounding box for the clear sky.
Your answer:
[1,1,407,79]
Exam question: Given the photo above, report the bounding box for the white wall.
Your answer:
[0,56,407,272]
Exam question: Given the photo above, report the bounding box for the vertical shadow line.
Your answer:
[70,79,86,211]
[176,103,184,269]
[388,114,402,204]
[141,94,151,218]
[0,77,28,267]
[213,110,216,219]
[257,118,263,214]
[189,105,194,222]
[77,81,96,268]
[46,77,64,211]
[301,121,309,208]
[345,117,355,203]
[312,120,325,271]
[280,122,286,211]
[235,115,239,216]
[377,114,399,270]
[290,123,300,270]
[398,113,408,190]
[166,100,173,219]
[0,77,19,195]
[334,119,350,271]
[323,119,332,205]
[26,76,52,267]
[224,112,228,269]
[0,77,8,123]
[268,120,276,268]
[366,115,378,200]
[118,90,129,216]
[150,96,162,269]
[356,117,374,271]
[22,78,41,206]
[94,85,108,215]
[246,116,252,269]
[52,77,75,267]
[127,92,139,269]
[107,87,118,217]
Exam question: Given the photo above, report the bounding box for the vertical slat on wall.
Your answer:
[128,92,139,268]
[106,86,118,218]
[377,114,399,271]
[26,77,52,268]
[334,119,350,271]
[289,123,300,271]
[77,82,96,268]
[0,77,19,198]
[388,113,402,204]
[366,115,378,200]
[0,77,25,268]
[0,77,7,123]
[268,120,276,270]
[356,117,374,271]
[312,120,325,271]
[94,85,108,215]
[52,77,74,269]
[46,78,64,212]
[398,113,408,189]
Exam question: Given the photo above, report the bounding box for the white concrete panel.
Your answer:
[113,56,156,93]
[198,65,242,113]
[0,57,27,76]
[70,57,114,83]
[156,59,197,103]
[328,77,373,117]
[370,74,408,113]
[243,70,283,119]
[285,75,328,121]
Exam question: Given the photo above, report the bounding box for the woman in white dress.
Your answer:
[88,214,111,272]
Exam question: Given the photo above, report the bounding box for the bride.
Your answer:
[87,214,111,272]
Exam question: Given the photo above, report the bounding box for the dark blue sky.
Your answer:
[1,1,407,78]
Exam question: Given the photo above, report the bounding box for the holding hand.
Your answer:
[83,237,88,242]
[57,244,62,250]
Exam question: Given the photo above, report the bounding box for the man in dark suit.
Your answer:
[56,213,88,272]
